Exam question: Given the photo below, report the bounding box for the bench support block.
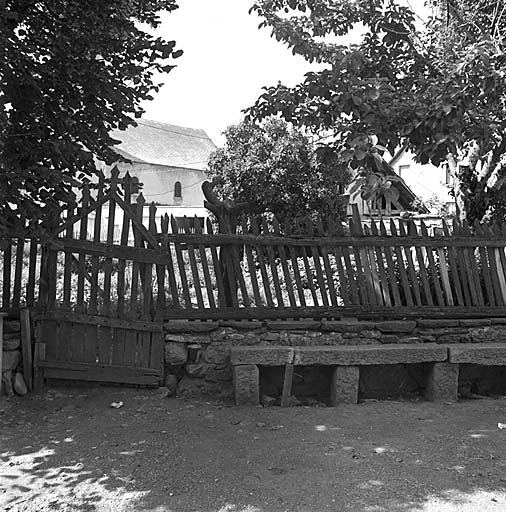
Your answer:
[425,362,459,402]
[331,366,359,405]
[233,364,259,405]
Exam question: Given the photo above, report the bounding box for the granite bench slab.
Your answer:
[448,343,506,365]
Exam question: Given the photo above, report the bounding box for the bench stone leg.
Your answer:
[425,362,459,402]
[331,366,359,405]
[233,364,259,405]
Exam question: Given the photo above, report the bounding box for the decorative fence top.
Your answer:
[1,170,506,321]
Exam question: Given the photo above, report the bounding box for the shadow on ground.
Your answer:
[1,386,506,511]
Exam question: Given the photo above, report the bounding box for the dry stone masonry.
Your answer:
[162,317,506,404]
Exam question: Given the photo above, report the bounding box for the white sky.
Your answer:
[141,0,431,146]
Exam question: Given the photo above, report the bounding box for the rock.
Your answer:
[417,319,460,329]
[185,361,211,377]
[321,320,376,333]
[203,343,231,365]
[3,320,20,333]
[375,321,417,334]
[164,342,188,365]
[205,366,232,382]
[13,373,27,396]
[220,320,263,330]
[164,320,219,333]
[261,395,277,406]
[380,335,400,344]
[286,395,301,406]
[469,327,506,343]
[3,335,21,351]
[164,374,178,396]
[1,371,13,396]
[261,332,280,342]
[2,349,21,370]
[265,320,321,331]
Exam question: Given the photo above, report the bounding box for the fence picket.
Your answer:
[294,218,320,306]
[182,216,205,309]
[260,217,285,307]
[272,217,297,308]
[170,215,193,308]
[398,221,422,306]
[378,220,402,306]
[475,221,496,306]
[389,220,414,306]
[419,221,447,306]
[442,220,466,305]
[368,220,391,307]
[206,218,228,308]
[240,217,263,307]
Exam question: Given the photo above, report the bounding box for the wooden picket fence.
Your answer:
[1,171,506,322]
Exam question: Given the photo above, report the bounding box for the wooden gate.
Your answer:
[34,169,164,386]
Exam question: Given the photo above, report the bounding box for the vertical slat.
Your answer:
[116,172,132,318]
[362,224,385,306]
[103,169,118,316]
[111,327,127,366]
[46,245,58,311]
[261,218,285,307]
[379,220,402,307]
[280,364,294,407]
[26,238,38,308]
[475,222,496,306]
[20,308,33,391]
[182,216,205,309]
[419,221,447,306]
[337,220,360,305]
[12,234,25,308]
[240,216,263,307]
[57,320,73,363]
[250,217,275,308]
[304,217,330,307]
[62,203,75,309]
[98,325,114,366]
[2,242,12,309]
[170,215,193,308]
[294,218,320,306]
[327,219,351,306]
[137,195,153,320]
[76,184,90,313]
[315,218,339,306]
[407,220,433,306]
[129,197,142,317]
[228,225,251,308]
[89,176,104,314]
[368,220,391,307]
[272,218,297,308]
[123,328,138,367]
[398,221,421,306]
[348,212,372,306]
[151,203,167,317]
[283,220,307,307]
[442,220,465,306]
[160,215,180,309]
[206,218,228,308]
[482,223,504,305]
[492,222,506,304]
[389,220,413,306]
[461,222,484,305]
[149,331,164,380]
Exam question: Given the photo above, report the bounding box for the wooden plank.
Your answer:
[41,319,58,361]
[2,242,12,309]
[272,218,297,307]
[98,325,114,366]
[26,238,38,308]
[250,217,275,308]
[69,321,85,363]
[315,218,340,306]
[150,203,167,318]
[56,320,73,362]
[62,203,75,309]
[240,217,263,307]
[33,342,46,390]
[368,221,391,307]
[139,197,153,320]
[182,216,205,309]
[149,331,164,378]
[283,220,307,307]
[379,220,402,306]
[129,196,143,317]
[40,361,162,386]
[46,244,58,310]
[442,220,466,306]
[389,220,413,306]
[102,187,117,316]
[81,323,98,363]
[304,218,330,307]
[160,215,180,309]
[420,221,447,307]
[76,184,90,313]
[206,218,227,308]
[455,220,480,306]
[475,222,496,306]
[462,222,484,305]
[280,364,294,407]
[407,220,433,306]
[260,218,285,307]
[0,314,4,394]
[482,223,505,305]
[170,215,193,308]
[398,221,422,306]
[123,328,138,367]
[111,327,127,366]
[348,215,371,306]
[115,177,132,318]
[493,223,506,304]
[20,308,33,391]
[89,176,104,314]
[325,218,350,306]
[12,236,24,308]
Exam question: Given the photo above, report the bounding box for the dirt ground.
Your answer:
[1,387,506,512]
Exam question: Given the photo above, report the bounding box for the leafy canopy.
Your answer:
[206,119,350,220]
[0,0,182,234]
[246,0,506,223]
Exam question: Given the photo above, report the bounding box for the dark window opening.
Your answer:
[174,181,182,198]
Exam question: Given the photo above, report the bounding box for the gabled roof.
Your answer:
[110,119,217,171]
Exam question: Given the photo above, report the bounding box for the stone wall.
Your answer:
[2,318,28,396]
[163,317,506,400]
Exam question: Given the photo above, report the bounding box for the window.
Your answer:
[398,164,410,177]
[174,181,182,198]
[445,164,453,186]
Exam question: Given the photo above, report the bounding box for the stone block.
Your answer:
[3,335,20,351]
[220,320,263,330]
[230,346,294,366]
[203,343,230,365]
[437,334,470,344]
[2,349,21,370]
[164,320,219,333]
[425,362,459,401]
[185,362,211,377]
[331,366,359,405]
[417,319,460,329]
[293,344,447,366]
[265,320,321,331]
[261,332,280,342]
[469,327,506,343]
[233,364,259,405]
[321,320,375,333]
[459,319,492,327]
[380,335,400,344]
[3,320,20,333]
[164,342,188,365]
[449,343,506,365]
[491,318,506,325]
[375,321,417,333]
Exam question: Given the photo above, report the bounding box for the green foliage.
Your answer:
[0,0,182,234]
[206,119,350,220]
[246,0,506,224]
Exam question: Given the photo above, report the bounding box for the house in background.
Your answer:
[101,119,217,232]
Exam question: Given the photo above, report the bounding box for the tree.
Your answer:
[0,0,182,234]
[246,0,506,225]
[206,119,350,221]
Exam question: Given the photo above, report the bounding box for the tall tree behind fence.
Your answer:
[1,171,506,320]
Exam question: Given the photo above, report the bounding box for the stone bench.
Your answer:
[230,344,452,406]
